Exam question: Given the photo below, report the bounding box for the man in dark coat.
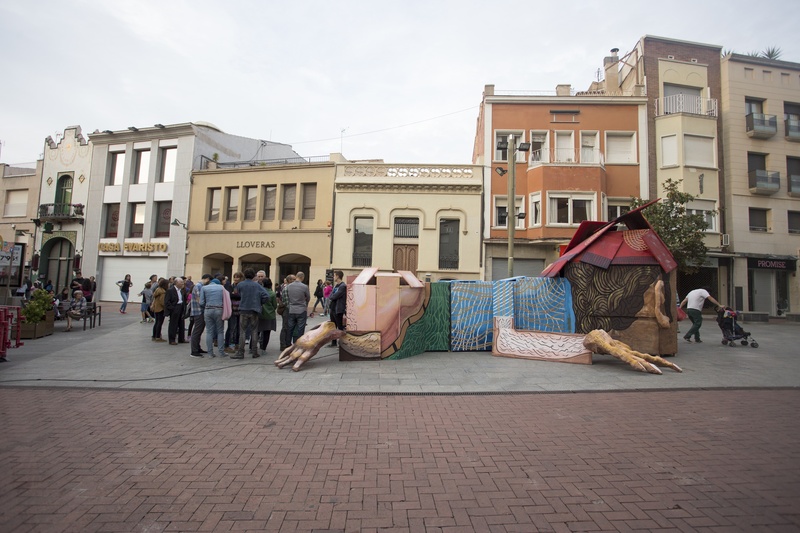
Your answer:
[164,277,188,345]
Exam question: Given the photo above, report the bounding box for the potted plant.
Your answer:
[73,203,85,216]
[19,288,55,339]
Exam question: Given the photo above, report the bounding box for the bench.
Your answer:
[82,302,102,330]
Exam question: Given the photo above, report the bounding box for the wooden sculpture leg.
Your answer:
[583,329,682,375]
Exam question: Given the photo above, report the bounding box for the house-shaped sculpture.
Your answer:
[541,200,679,356]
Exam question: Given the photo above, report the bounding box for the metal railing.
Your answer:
[655,95,718,117]
[38,203,84,219]
[789,174,800,196]
[206,155,331,169]
[352,252,372,267]
[748,170,780,193]
[438,255,459,270]
[528,149,604,167]
[785,118,800,140]
[746,113,778,135]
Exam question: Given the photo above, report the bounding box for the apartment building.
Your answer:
[473,84,648,280]
[721,53,800,316]
[0,161,41,292]
[187,154,338,285]
[83,122,300,302]
[604,36,727,301]
[331,162,484,282]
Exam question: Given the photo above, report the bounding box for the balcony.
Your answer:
[528,148,605,168]
[746,113,778,138]
[38,203,85,221]
[785,118,800,142]
[655,95,718,117]
[748,170,780,195]
[789,174,800,198]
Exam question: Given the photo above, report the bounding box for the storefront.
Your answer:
[96,241,169,302]
[745,256,797,316]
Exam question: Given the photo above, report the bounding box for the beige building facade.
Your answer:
[331,163,484,281]
[721,53,800,316]
[187,156,337,286]
[0,161,42,293]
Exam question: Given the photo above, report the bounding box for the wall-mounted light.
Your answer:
[494,167,508,176]
[170,219,187,229]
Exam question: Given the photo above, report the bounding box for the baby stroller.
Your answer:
[716,307,758,348]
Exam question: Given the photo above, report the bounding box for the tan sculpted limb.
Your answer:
[583,329,682,375]
[275,321,345,371]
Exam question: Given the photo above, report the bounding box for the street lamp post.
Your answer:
[498,135,530,278]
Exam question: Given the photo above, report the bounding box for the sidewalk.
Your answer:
[1,305,798,532]
[1,303,798,393]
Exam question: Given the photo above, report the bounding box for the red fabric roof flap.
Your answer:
[560,220,609,255]
[641,229,678,273]
[617,198,660,231]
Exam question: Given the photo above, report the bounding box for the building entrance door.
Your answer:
[750,269,772,314]
[392,244,418,276]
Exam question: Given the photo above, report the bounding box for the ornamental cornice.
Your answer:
[339,165,479,179]
[336,183,482,193]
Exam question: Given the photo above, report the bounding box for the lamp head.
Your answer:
[494,167,508,176]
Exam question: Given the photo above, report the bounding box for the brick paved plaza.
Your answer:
[1,387,799,532]
[1,311,799,531]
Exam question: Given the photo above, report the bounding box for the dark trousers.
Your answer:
[225,313,239,347]
[332,312,345,331]
[167,308,185,343]
[279,308,291,349]
[190,313,205,353]
[152,311,165,339]
[259,330,272,351]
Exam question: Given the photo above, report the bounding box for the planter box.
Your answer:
[18,310,55,339]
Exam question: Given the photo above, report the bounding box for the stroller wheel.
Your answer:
[728,341,736,347]
[750,341,759,348]
[721,340,728,345]
[741,340,749,346]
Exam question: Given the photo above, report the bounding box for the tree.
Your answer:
[630,179,714,275]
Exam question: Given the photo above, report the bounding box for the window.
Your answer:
[301,183,316,220]
[159,147,177,183]
[134,150,150,184]
[607,203,630,221]
[55,175,73,214]
[749,208,768,232]
[262,185,276,220]
[529,131,548,163]
[128,203,146,238]
[3,189,28,217]
[661,135,678,167]
[208,188,221,222]
[394,217,419,238]
[548,193,595,225]
[788,157,800,195]
[745,98,763,116]
[438,219,460,270]
[104,203,120,238]
[281,184,296,220]
[494,130,524,161]
[554,131,574,162]
[353,217,373,267]
[530,193,542,226]
[109,151,125,185]
[580,132,599,163]
[686,199,716,232]
[789,211,800,234]
[154,201,172,237]
[243,186,257,221]
[494,196,524,228]
[226,187,239,222]
[606,132,636,164]
[684,135,715,168]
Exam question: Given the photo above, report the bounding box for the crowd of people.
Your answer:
[132,268,348,359]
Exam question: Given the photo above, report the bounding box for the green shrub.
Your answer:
[22,288,53,324]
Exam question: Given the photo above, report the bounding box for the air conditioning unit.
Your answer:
[720,234,730,246]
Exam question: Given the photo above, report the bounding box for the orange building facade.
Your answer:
[474,84,649,280]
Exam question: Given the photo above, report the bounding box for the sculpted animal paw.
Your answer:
[274,321,345,371]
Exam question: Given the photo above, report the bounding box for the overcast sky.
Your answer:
[1,0,798,166]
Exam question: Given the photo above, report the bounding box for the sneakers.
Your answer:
[224,347,236,354]
[695,339,703,343]
[230,354,244,359]
[251,352,260,358]
[190,353,204,358]
[683,337,692,343]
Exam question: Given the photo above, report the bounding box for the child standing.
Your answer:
[138,282,154,323]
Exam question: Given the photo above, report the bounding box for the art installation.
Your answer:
[279,201,682,373]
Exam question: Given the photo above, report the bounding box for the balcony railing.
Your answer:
[528,149,605,167]
[789,174,800,198]
[746,113,778,138]
[438,255,459,270]
[748,170,780,195]
[655,95,718,117]
[38,203,84,220]
[785,118,800,141]
[352,252,372,267]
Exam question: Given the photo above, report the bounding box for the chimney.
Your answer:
[556,84,572,96]
[604,47,620,91]
[484,84,495,97]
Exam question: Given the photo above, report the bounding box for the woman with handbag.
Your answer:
[257,277,278,353]
[65,290,88,332]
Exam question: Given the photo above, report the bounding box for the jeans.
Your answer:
[685,308,703,341]
[152,311,165,339]
[120,292,129,312]
[204,309,224,355]
[286,312,308,344]
[237,311,260,356]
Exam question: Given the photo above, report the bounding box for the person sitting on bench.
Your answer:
[65,290,87,332]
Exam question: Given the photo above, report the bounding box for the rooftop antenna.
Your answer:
[340,127,348,153]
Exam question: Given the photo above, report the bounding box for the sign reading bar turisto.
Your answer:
[236,240,276,248]
[99,242,169,252]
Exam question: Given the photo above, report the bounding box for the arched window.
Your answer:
[55,175,73,215]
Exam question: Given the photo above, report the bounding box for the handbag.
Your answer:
[276,301,286,315]
[676,306,687,321]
